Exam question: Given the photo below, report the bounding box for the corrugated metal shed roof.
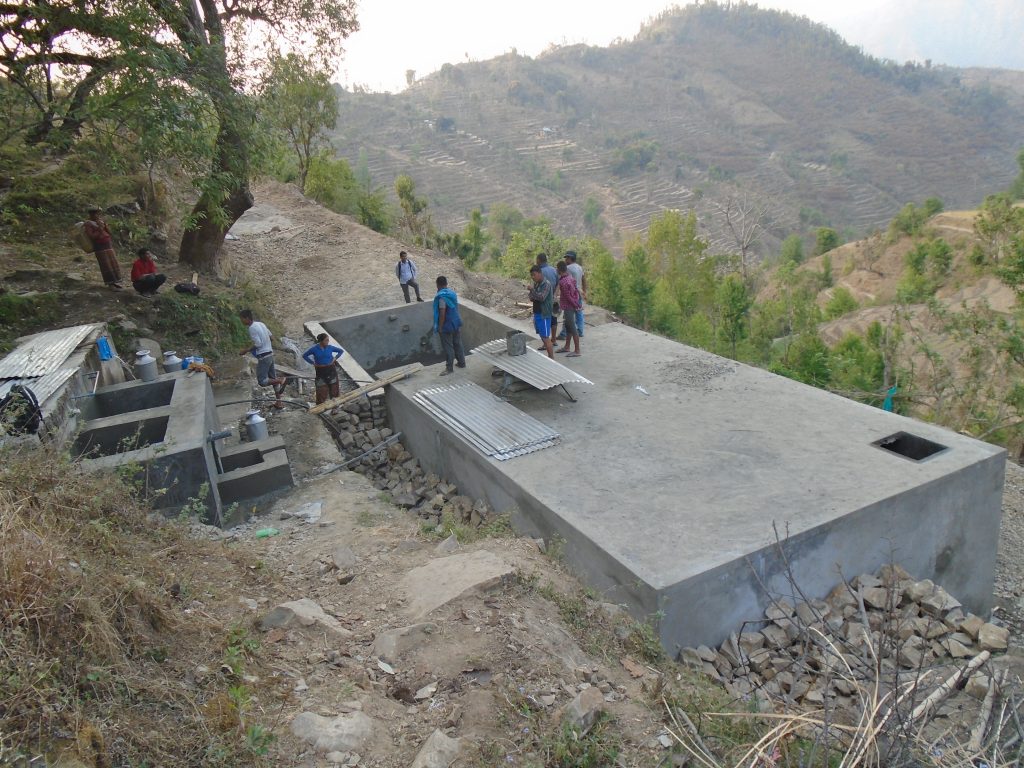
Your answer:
[0,324,100,379]
[0,367,79,405]
[470,339,593,391]
[414,382,559,460]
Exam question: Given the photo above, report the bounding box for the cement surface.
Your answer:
[332,302,1005,649]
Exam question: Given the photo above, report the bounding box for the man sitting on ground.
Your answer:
[303,333,345,405]
[239,309,287,409]
[130,248,167,296]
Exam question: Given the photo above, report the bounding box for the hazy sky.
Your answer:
[337,0,1024,93]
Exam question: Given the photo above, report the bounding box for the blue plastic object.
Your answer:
[96,336,112,361]
[181,355,205,370]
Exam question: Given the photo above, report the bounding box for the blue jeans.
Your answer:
[441,329,465,371]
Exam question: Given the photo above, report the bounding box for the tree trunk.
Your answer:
[179,183,253,273]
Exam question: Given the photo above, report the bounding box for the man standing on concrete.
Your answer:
[395,250,423,303]
[555,260,582,357]
[432,276,465,376]
[83,206,123,289]
[239,309,287,408]
[536,253,559,349]
[565,250,586,339]
[529,265,555,359]
[303,332,346,405]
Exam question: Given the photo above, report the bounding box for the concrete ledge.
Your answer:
[217,447,293,503]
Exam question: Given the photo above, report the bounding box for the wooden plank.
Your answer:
[275,362,314,380]
[307,363,423,415]
[191,271,199,286]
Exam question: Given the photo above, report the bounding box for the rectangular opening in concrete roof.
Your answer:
[873,431,948,462]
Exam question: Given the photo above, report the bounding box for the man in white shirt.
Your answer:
[239,309,287,409]
[395,250,423,303]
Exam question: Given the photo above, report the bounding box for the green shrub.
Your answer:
[825,286,858,319]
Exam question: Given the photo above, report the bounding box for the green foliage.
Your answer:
[895,269,936,304]
[780,233,804,264]
[610,139,658,176]
[820,253,833,287]
[304,151,359,213]
[621,241,656,327]
[150,286,263,360]
[715,273,751,357]
[261,54,338,191]
[976,193,1024,268]
[395,174,433,243]
[542,717,622,767]
[815,227,839,256]
[888,198,942,239]
[582,196,604,235]
[500,222,565,278]
[461,208,487,267]
[0,292,61,351]
[1011,148,1024,200]
[825,286,858,319]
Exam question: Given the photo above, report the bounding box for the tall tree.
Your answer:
[261,54,338,193]
[1,0,358,272]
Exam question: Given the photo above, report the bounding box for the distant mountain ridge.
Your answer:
[330,3,1024,256]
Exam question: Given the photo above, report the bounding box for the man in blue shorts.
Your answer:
[529,265,555,359]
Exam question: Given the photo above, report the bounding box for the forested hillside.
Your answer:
[329,3,1023,257]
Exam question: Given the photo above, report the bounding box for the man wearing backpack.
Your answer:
[395,250,423,303]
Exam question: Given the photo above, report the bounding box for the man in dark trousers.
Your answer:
[130,249,167,296]
[303,332,345,405]
[239,309,287,408]
[529,265,555,359]
[536,253,559,348]
[395,250,423,303]
[83,206,123,289]
[432,276,465,376]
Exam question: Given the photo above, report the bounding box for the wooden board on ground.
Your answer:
[275,363,314,380]
[191,272,199,286]
[308,363,423,415]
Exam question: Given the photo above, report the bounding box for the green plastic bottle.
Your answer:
[255,527,279,538]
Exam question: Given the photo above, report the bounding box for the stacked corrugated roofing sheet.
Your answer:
[413,381,559,460]
[471,339,593,390]
[0,324,101,408]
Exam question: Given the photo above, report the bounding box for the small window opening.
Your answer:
[872,431,947,462]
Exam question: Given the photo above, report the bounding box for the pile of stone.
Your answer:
[324,395,496,529]
[679,565,1009,710]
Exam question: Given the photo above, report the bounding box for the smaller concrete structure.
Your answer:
[76,370,293,523]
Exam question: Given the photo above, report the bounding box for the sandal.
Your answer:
[555,348,569,353]
[566,352,581,358]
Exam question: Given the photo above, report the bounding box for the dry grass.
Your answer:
[0,445,274,767]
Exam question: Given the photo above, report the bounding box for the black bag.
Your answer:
[174,281,200,295]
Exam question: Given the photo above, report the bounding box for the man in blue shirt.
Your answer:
[303,333,346,404]
[432,275,465,376]
[536,253,559,349]
[395,250,423,303]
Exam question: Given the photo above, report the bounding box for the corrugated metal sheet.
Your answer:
[414,382,559,461]
[0,324,99,378]
[0,367,79,405]
[471,339,593,391]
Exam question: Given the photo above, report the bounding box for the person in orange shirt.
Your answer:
[130,249,167,296]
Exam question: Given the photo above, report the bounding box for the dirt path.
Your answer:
[227,181,525,335]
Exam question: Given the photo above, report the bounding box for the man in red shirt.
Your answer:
[83,206,123,289]
[130,249,167,296]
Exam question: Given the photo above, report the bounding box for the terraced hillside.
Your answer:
[330,3,1024,256]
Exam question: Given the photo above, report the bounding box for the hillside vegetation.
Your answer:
[329,2,1024,256]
